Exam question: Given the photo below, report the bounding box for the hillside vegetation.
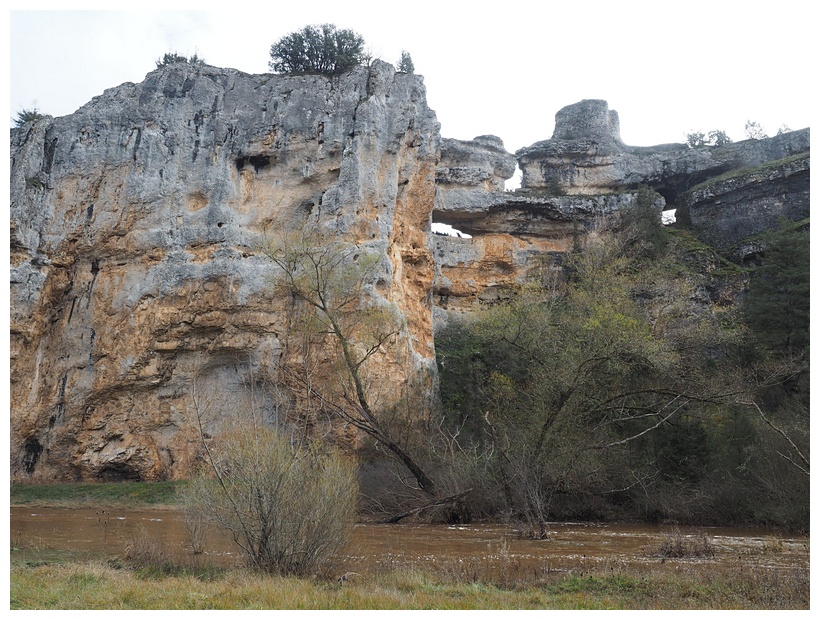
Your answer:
[431,193,809,533]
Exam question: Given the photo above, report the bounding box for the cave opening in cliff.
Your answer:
[97,463,142,482]
[652,186,678,226]
[505,164,523,191]
[22,437,43,475]
[235,155,271,173]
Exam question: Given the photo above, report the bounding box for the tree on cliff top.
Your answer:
[269,24,366,75]
[397,50,415,74]
[13,107,45,128]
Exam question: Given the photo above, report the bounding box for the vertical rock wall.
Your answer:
[10,60,440,481]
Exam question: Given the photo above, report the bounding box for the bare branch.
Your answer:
[742,400,809,476]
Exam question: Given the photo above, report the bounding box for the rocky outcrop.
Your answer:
[677,152,810,257]
[10,60,439,482]
[430,130,663,314]
[428,101,808,317]
[9,71,809,483]
[516,99,810,202]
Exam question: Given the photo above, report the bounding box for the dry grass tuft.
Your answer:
[650,529,715,559]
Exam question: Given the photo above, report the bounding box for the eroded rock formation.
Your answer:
[10,60,439,481]
[516,99,810,202]
[677,152,810,257]
[431,100,809,315]
[9,69,809,483]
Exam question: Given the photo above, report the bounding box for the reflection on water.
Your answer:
[10,506,809,574]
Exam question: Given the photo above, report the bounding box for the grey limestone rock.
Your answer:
[516,100,810,200]
[9,60,441,482]
[677,153,810,255]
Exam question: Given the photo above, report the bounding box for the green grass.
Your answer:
[10,481,185,508]
[662,228,747,278]
[9,559,809,609]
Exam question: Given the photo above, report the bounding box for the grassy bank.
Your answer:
[10,558,808,609]
[10,481,184,508]
[10,482,809,609]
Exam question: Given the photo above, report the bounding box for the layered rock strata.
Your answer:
[10,60,439,481]
[10,72,810,483]
[431,101,809,315]
[516,99,810,202]
[431,133,656,314]
[677,152,810,256]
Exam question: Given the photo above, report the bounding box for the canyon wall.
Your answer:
[9,70,809,483]
[431,100,809,316]
[10,60,439,481]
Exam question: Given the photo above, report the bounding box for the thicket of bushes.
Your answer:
[431,192,809,533]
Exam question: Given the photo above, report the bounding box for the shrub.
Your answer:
[186,426,357,576]
[685,131,706,148]
[13,108,45,128]
[155,52,205,68]
[707,129,732,146]
[652,529,715,558]
[618,185,667,259]
[745,120,768,140]
[686,129,732,147]
[269,24,365,75]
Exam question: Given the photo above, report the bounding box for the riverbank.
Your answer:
[10,481,182,508]
[10,555,809,609]
[11,483,810,609]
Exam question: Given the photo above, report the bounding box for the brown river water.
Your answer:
[10,506,809,576]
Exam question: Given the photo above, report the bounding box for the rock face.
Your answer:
[9,77,809,483]
[10,60,439,482]
[516,99,810,202]
[677,152,810,256]
[430,100,809,315]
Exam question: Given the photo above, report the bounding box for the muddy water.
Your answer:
[10,506,809,574]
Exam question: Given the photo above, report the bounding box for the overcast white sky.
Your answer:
[7,2,814,156]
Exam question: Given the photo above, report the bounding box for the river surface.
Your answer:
[10,506,809,575]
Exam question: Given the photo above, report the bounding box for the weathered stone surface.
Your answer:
[433,129,648,237]
[550,99,624,146]
[430,98,808,325]
[435,135,517,191]
[10,60,440,482]
[10,78,810,483]
[516,100,810,200]
[677,153,810,256]
[433,135,517,226]
[429,231,564,317]
[435,191,647,237]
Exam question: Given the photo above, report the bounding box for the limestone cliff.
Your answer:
[9,74,809,482]
[430,101,809,316]
[516,99,810,202]
[677,152,810,257]
[10,60,439,481]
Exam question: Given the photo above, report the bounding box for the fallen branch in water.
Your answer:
[382,488,473,524]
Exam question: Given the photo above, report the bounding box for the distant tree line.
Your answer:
[686,120,795,147]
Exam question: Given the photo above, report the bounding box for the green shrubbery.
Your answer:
[13,108,45,128]
[269,24,366,75]
[434,203,809,532]
[155,52,205,68]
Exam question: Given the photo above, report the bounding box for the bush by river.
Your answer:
[10,482,809,610]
